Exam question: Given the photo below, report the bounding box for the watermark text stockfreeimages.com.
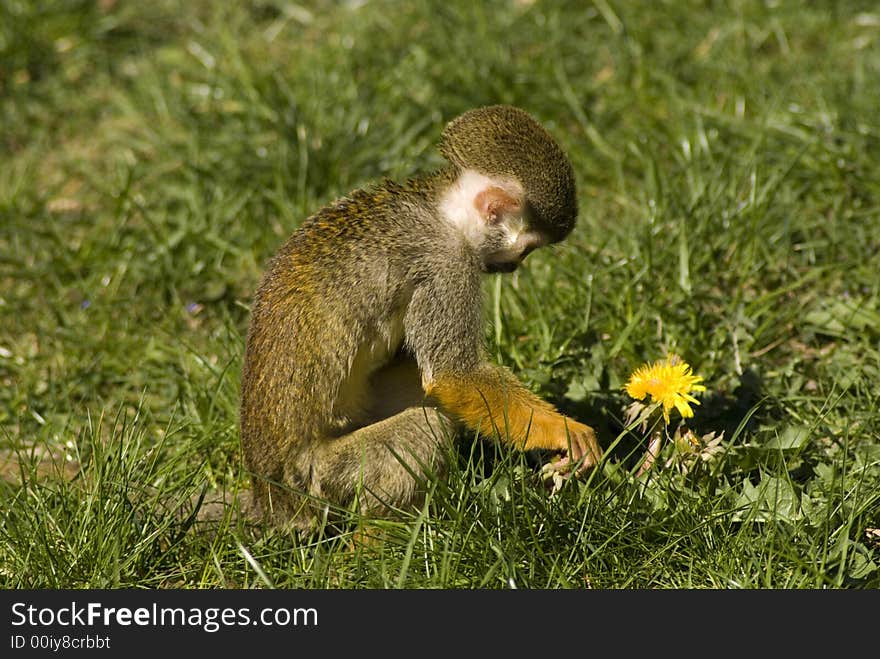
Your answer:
[11,600,317,634]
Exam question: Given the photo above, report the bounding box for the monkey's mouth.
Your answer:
[484,261,519,274]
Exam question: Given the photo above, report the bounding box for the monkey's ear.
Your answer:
[474,186,522,225]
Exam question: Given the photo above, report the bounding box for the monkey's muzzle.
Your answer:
[484,261,519,274]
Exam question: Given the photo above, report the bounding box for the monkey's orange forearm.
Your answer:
[426,368,579,451]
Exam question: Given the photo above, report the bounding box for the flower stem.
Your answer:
[635,429,664,478]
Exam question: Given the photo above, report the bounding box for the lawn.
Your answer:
[1,0,878,588]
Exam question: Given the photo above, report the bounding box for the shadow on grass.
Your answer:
[552,368,771,470]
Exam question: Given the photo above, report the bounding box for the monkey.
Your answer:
[239,105,602,532]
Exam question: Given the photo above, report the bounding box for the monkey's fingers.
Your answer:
[543,432,601,479]
[546,455,573,472]
[566,435,600,477]
[545,452,583,480]
[577,429,603,472]
[540,456,578,489]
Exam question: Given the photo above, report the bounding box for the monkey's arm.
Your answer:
[426,366,597,455]
[405,268,600,470]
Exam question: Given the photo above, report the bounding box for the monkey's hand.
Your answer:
[545,419,602,479]
[426,367,602,477]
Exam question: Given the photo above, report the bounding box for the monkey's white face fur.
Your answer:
[440,169,548,273]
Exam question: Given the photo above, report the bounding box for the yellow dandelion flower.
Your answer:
[624,354,706,424]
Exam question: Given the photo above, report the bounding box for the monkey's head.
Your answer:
[438,105,577,273]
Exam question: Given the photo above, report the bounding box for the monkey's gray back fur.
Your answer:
[240,172,481,524]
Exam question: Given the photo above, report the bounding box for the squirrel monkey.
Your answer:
[240,105,602,530]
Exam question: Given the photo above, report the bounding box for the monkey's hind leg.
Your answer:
[309,406,455,524]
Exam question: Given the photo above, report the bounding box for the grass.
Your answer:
[1,0,879,589]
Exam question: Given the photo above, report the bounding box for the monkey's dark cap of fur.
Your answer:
[439,105,577,242]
